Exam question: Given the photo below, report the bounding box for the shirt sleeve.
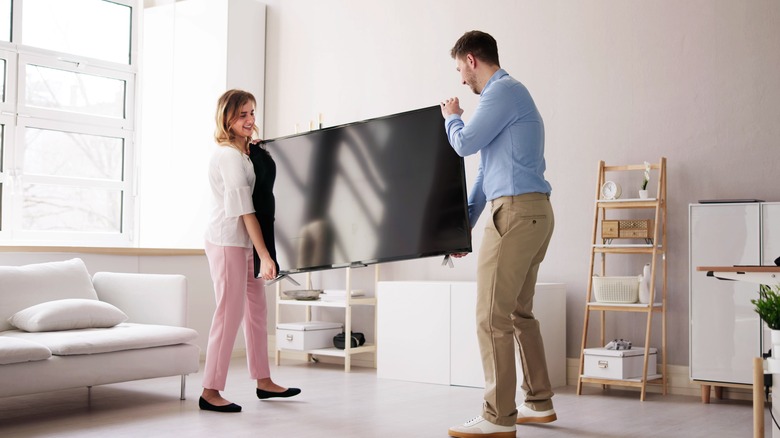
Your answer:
[218,150,255,218]
[467,161,486,227]
[445,83,516,157]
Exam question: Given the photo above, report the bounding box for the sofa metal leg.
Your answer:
[180,375,186,400]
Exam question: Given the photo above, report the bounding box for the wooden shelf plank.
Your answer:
[586,302,663,312]
[278,297,376,307]
[278,344,377,358]
[597,199,660,209]
[580,374,664,386]
[593,245,664,254]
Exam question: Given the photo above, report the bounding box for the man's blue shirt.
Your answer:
[445,69,551,227]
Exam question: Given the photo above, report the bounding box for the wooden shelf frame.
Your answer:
[274,265,379,372]
[576,158,668,400]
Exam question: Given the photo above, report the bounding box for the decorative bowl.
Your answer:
[283,289,323,301]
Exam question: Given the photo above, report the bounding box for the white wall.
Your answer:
[259,0,780,367]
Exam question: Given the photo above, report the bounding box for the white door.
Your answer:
[689,203,761,384]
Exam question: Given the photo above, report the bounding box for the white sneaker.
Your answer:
[448,416,517,438]
[516,403,557,424]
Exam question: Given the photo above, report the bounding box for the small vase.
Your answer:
[772,330,780,359]
[638,190,649,199]
[638,263,651,304]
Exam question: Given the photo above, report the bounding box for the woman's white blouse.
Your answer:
[205,145,256,248]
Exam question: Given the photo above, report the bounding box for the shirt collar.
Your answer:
[481,68,508,96]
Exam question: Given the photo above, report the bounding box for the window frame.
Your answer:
[17,51,136,130]
[0,0,139,247]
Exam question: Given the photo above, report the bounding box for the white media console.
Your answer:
[376,281,566,389]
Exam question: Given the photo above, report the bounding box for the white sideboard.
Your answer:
[689,202,780,389]
[376,281,566,389]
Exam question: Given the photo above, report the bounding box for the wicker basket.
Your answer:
[592,276,640,303]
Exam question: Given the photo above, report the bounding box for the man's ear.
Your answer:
[465,53,477,69]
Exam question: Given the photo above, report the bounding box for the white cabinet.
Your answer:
[449,282,484,387]
[376,281,451,385]
[762,203,780,266]
[377,281,566,389]
[689,203,767,388]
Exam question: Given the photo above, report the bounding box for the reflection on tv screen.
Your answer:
[265,105,471,274]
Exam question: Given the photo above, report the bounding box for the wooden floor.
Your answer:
[0,358,766,437]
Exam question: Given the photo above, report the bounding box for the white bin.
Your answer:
[276,321,343,351]
[583,347,657,379]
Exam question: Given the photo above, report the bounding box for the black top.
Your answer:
[249,142,279,278]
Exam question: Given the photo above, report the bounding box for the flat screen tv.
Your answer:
[265,105,472,275]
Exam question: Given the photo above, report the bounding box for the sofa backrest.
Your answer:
[0,258,98,331]
[92,272,188,327]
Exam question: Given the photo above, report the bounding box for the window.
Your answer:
[0,0,137,246]
[0,0,9,43]
[21,0,132,65]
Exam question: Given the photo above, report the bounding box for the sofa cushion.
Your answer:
[0,323,198,355]
[0,258,99,332]
[0,337,52,365]
[8,299,128,332]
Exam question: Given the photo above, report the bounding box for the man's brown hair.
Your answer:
[450,30,500,67]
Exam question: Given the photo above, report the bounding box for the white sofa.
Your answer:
[0,258,200,400]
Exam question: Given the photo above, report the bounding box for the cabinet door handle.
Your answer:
[598,360,609,369]
[286,334,294,341]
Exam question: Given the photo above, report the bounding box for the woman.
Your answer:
[201,89,300,413]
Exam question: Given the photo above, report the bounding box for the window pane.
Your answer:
[22,183,122,232]
[24,128,123,181]
[25,64,127,119]
[0,0,10,43]
[22,0,131,64]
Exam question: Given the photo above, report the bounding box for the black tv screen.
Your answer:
[265,105,471,274]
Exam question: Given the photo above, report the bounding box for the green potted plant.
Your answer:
[751,284,780,348]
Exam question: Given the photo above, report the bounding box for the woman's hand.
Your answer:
[259,253,277,281]
[241,213,277,280]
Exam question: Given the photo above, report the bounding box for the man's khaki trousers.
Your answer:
[476,192,555,426]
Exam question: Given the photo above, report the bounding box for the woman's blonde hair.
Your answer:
[214,89,259,148]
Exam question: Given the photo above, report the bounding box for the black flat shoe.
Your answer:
[199,396,242,412]
[256,387,301,400]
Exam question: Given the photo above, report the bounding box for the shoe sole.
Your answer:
[448,430,516,438]
[516,413,557,424]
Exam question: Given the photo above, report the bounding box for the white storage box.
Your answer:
[276,321,343,351]
[583,347,657,379]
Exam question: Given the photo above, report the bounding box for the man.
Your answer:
[440,30,556,438]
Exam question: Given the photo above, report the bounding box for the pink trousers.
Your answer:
[202,241,270,391]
